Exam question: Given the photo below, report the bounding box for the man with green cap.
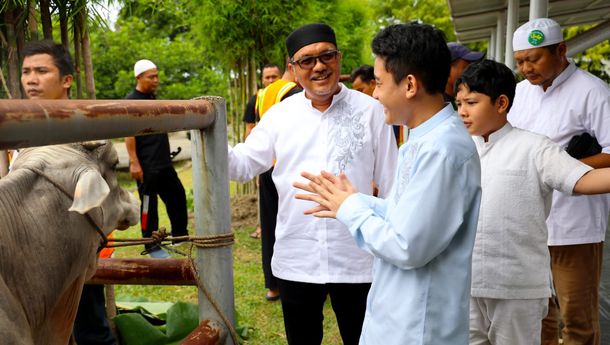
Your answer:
[228,23,397,345]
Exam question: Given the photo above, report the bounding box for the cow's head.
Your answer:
[67,141,140,233]
[12,141,140,234]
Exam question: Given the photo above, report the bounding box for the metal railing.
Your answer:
[0,97,234,345]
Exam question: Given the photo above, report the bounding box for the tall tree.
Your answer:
[2,4,23,98]
[39,0,53,39]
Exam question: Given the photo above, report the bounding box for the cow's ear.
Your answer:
[68,169,110,214]
[81,141,107,151]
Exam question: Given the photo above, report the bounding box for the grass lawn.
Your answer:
[111,162,342,344]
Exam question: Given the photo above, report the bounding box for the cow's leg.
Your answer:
[36,275,86,345]
[0,280,34,345]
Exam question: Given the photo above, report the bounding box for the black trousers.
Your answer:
[73,285,117,345]
[277,278,371,345]
[137,167,188,249]
[259,167,278,290]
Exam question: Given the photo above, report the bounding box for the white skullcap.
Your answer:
[513,18,563,52]
[134,59,157,77]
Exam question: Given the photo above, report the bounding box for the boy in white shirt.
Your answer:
[455,59,610,345]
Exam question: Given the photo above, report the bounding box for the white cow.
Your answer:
[0,141,139,345]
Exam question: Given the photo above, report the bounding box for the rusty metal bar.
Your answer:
[86,258,196,285]
[0,99,218,149]
[180,320,226,345]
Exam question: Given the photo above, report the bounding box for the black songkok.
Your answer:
[286,23,337,58]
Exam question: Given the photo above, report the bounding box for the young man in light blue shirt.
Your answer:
[294,22,482,345]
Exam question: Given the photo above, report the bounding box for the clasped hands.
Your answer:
[293,170,358,218]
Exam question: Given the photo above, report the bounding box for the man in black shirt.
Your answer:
[125,59,188,258]
[242,63,282,240]
[243,63,282,138]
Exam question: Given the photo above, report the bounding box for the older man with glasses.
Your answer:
[228,23,397,345]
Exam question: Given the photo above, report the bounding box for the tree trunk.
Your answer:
[59,4,70,48]
[15,6,25,62]
[73,17,83,99]
[80,9,96,99]
[0,30,12,99]
[39,0,53,40]
[4,9,22,99]
[28,0,39,41]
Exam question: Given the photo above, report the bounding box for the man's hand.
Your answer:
[130,161,144,183]
[293,170,357,218]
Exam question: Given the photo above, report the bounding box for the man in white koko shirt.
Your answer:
[228,23,397,345]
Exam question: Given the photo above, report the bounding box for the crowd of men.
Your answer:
[10,14,610,345]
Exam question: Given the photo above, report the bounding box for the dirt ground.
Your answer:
[230,194,258,230]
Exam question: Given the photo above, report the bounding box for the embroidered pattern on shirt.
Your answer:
[394,143,419,203]
[328,100,365,174]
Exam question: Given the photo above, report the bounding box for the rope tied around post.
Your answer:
[105,227,235,250]
[101,228,240,344]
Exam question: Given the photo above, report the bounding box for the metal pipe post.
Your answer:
[489,29,497,61]
[496,12,506,63]
[566,20,610,57]
[529,0,548,20]
[190,97,235,345]
[505,0,519,70]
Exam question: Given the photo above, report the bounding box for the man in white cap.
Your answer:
[508,18,610,345]
[125,59,189,259]
[228,23,397,345]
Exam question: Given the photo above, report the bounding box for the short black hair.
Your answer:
[454,59,516,112]
[262,63,281,72]
[371,22,450,94]
[22,40,74,77]
[351,64,374,83]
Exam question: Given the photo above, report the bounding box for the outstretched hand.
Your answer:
[293,170,357,218]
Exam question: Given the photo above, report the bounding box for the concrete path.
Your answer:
[113,131,192,169]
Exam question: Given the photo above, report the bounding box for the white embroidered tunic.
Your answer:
[471,123,591,299]
[336,105,481,345]
[229,85,397,283]
[509,62,610,245]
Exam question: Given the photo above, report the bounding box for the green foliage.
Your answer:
[565,25,610,83]
[193,0,305,70]
[114,313,169,345]
[370,0,456,41]
[91,6,227,100]
[119,0,191,40]
[113,302,199,344]
[306,0,376,73]
[164,302,199,341]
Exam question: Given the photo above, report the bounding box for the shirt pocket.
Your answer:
[493,168,530,233]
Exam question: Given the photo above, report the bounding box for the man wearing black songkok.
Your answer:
[227,23,397,345]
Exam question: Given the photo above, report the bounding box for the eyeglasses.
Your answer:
[291,50,341,70]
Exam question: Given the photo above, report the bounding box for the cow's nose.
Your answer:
[115,219,134,230]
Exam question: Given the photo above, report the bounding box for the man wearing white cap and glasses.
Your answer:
[125,59,189,259]
[508,18,610,345]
